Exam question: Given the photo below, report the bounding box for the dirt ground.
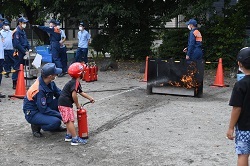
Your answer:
[0,61,238,166]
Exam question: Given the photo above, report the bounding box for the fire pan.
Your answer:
[146,58,204,97]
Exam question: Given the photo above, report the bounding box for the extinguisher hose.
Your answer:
[81,101,92,107]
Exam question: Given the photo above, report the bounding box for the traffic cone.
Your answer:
[8,64,26,99]
[211,58,229,87]
[143,56,149,82]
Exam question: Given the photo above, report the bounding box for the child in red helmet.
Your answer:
[58,62,95,145]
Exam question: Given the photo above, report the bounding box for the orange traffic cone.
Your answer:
[143,56,149,82]
[211,58,229,87]
[8,64,26,99]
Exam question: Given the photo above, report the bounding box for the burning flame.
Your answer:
[168,62,200,89]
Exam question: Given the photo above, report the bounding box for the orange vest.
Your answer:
[193,30,202,42]
[27,79,40,101]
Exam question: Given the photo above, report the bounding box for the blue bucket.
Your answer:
[237,74,245,81]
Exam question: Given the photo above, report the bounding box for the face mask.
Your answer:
[57,25,60,29]
[21,23,26,29]
[4,25,10,30]
[188,25,191,30]
[79,27,83,31]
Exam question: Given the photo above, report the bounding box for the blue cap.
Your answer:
[49,19,57,24]
[3,20,10,25]
[186,19,197,26]
[18,17,29,23]
[41,63,62,76]
[55,20,60,25]
[79,22,85,27]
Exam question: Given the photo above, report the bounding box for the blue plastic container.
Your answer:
[237,74,245,81]
[35,45,52,63]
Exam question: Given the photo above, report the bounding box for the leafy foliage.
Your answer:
[158,28,188,60]
[1,0,249,67]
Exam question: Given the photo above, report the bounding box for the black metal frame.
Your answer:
[146,58,204,97]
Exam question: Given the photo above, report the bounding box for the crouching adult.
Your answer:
[23,63,66,137]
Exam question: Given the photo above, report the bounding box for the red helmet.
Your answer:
[68,62,86,78]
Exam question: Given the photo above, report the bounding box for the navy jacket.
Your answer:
[38,26,61,42]
[23,76,61,119]
[187,28,203,60]
[12,26,30,54]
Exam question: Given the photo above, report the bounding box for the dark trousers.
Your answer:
[76,47,88,63]
[59,46,68,73]
[24,99,62,131]
[0,59,3,85]
[51,42,62,69]
[4,50,18,80]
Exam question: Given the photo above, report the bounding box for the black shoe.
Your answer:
[0,93,6,98]
[31,124,42,137]
[12,80,17,89]
[33,131,43,137]
[53,126,67,132]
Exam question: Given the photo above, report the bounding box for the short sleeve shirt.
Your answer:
[58,78,83,107]
[229,75,250,130]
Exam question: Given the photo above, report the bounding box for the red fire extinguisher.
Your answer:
[84,65,91,82]
[77,102,91,139]
[95,65,98,81]
[90,65,94,82]
[92,65,96,81]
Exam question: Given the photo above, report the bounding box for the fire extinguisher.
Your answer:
[77,102,91,139]
[81,62,86,81]
[92,65,96,81]
[93,64,98,81]
[95,65,98,81]
[84,65,91,82]
[90,65,94,82]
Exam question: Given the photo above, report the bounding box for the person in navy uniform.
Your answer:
[183,19,203,61]
[23,63,66,137]
[34,19,63,76]
[56,20,68,76]
[75,22,91,64]
[12,17,31,89]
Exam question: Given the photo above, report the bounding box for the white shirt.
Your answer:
[0,33,4,59]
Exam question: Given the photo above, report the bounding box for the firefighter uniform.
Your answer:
[23,63,64,136]
[186,19,203,60]
[37,20,62,69]
[56,20,68,75]
[12,17,31,89]
[187,28,203,60]
[12,17,30,65]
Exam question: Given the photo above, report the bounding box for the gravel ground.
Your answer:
[0,61,238,166]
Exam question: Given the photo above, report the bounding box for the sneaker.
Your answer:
[71,136,87,146]
[65,134,72,142]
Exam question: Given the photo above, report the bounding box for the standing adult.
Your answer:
[1,20,18,87]
[12,17,31,89]
[183,19,203,61]
[23,63,66,137]
[56,20,68,76]
[75,22,91,64]
[0,23,5,91]
[34,19,63,72]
